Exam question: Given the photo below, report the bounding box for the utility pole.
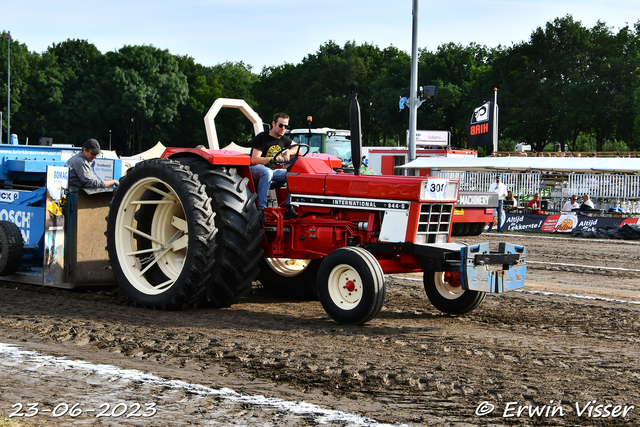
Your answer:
[407,0,419,176]
[5,32,10,145]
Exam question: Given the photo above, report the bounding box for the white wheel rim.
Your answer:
[327,264,363,310]
[434,272,465,300]
[115,177,189,295]
[265,258,311,277]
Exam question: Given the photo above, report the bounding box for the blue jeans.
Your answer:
[250,164,288,209]
[489,200,504,231]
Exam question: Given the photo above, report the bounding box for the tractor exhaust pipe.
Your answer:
[349,89,362,176]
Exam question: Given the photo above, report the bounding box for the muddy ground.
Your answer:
[1,232,639,426]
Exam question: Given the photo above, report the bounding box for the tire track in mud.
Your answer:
[0,232,639,426]
[0,342,399,427]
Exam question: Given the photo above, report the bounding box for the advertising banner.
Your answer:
[92,158,115,181]
[500,213,639,234]
[44,166,68,286]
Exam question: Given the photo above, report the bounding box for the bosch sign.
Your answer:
[0,209,33,242]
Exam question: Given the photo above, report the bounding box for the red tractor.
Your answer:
[105,97,526,324]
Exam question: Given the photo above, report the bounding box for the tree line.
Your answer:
[1,15,639,155]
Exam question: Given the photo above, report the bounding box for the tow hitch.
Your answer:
[461,243,526,293]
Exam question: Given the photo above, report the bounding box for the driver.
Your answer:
[250,112,298,219]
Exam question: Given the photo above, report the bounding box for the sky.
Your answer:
[2,0,640,72]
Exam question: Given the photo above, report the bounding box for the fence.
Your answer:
[433,171,640,214]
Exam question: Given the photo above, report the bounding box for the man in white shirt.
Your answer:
[580,194,595,210]
[488,175,508,232]
[562,195,580,215]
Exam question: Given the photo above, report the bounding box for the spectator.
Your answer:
[526,193,545,214]
[504,190,518,211]
[562,195,580,215]
[488,175,508,232]
[580,194,595,211]
[65,138,119,191]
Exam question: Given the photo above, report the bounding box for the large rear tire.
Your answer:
[469,222,486,236]
[317,247,385,325]
[258,258,320,300]
[106,159,217,310]
[450,223,461,236]
[0,220,24,276]
[423,271,486,314]
[179,158,264,307]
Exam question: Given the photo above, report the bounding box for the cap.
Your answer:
[83,138,101,154]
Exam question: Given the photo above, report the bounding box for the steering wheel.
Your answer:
[269,144,310,166]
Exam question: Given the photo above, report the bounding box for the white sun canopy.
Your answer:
[399,157,640,174]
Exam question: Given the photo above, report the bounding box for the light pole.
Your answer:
[5,32,10,145]
[407,0,419,176]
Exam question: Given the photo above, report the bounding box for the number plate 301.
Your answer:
[421,179,449,200]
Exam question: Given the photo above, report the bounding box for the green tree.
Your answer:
[588,22,640,151]
[369,46,411,146]
[419,42,497,147]
[174,59,259,150]
[0,32,33,144]
[25,39,107,146]
[48,39,106,145]
[206,61,258,147]
[103,45,188,154]
[172,55,224,147]
[254,41,392,145]
[585,21,623,151]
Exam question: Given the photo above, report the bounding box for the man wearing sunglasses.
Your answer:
[250,112,298,219]
[562,195,580,215]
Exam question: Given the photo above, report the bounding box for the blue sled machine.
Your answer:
[0,143,134,288]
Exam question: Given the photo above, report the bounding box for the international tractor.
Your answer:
[104,97,526,324]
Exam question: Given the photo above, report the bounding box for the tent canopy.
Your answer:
[399,157,640,174]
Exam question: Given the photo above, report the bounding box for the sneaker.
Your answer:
[283,205,298,220]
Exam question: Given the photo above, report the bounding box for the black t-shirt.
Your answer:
[251,131,293,170]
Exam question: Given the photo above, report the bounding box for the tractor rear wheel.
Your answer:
[179,158,264,307]
[423,271,486,314]
[258,258,320,300]
[469,222,486,236]
[106,159,217,310]
[0,220,24,276]
[450,223,462,236]
[317,247,385,325]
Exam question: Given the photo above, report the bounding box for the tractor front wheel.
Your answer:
[317,247,385,325]
[423,271,486,314]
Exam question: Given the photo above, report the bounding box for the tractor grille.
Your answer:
[416,203,453,244]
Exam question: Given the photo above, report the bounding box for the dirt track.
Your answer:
[1,232,639,426]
